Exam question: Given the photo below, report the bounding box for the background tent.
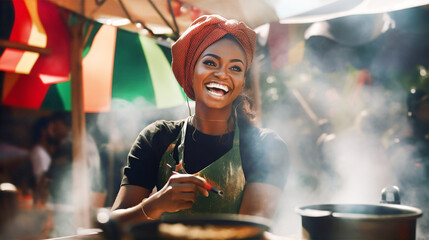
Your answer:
[0,0,186,232]
[46,0,429,33]
[0,0,185,112]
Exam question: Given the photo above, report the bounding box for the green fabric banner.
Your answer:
[111,28,156,107]
[140,36,184,108]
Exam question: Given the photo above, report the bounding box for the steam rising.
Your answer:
[257,11,429,238]
[55,9,429,238]
[263,65,427,237]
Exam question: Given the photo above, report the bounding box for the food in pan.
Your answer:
[158,222,263,239]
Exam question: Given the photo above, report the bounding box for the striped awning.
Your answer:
[0,0,186,112]
[0,0,47,74]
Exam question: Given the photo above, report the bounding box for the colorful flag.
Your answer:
[1,0,70,109]
[0,0,47,74]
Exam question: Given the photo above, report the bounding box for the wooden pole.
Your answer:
[0,39,51,55]
[69,17,90,229]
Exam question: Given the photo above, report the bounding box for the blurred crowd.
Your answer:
[0,106,183,239]
[0,112,108,239]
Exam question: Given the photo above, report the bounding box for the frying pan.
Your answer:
[98,213,272,240]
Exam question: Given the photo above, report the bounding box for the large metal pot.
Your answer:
[295,203,422,240]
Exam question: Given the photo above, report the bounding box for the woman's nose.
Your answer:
[214,67,228,79]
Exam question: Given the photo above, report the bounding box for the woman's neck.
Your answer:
[193,107,234,135]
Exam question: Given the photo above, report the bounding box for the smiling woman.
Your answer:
[110,15,289,225]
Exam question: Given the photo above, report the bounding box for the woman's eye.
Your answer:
[230,66,243,72]
[203,60,216,67]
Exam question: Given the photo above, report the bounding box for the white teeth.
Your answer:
[209,91,223,97]
[206,82,230,93]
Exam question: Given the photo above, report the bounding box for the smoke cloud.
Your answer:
[258,10,429,238]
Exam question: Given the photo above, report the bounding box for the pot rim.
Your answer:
[295,203,423,220]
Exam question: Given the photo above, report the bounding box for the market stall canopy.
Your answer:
[47,0,196,38]
[0,0,185,112]
[279,0,429,24]
[46,0,429,36]
[3,0,429,113]
[46,0,277,36]
[185,0,429,27]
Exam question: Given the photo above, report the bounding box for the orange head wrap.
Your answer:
[171,15,256,100]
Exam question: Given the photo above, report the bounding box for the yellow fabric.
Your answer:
[15,0,46,74]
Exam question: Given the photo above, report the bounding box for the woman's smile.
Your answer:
[205,82,230,97]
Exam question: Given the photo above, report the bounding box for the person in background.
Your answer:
[30,113,72,206]
[32,113,106,237]
[111,15,289,223]
[30,117,54,184]
[30,116,54,205]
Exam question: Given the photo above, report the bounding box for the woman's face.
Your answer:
[192,37,246,111]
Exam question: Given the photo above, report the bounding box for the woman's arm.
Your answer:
[239,182,282,219]
[110,174,209,224]
[110,185,152,223]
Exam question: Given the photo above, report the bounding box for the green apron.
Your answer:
[157,117,245,216]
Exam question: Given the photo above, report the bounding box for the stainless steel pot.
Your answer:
[295,203,422,240]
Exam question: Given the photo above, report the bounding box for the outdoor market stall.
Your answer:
[1,1,429,239]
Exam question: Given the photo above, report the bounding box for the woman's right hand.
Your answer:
[144,173,209,218]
